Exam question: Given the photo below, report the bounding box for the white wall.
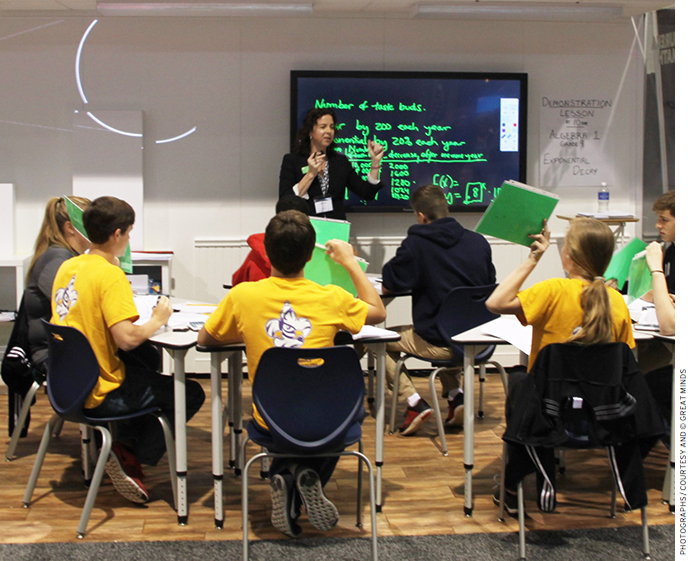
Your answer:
[0,15,644,306]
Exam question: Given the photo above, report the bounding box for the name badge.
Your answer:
[314,197,334,214]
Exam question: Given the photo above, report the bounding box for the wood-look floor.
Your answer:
[0,373,674,546]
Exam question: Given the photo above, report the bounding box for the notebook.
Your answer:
[475,180,559,247]
[304,243,368,296]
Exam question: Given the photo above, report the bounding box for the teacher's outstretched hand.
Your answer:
[367,139,385,180]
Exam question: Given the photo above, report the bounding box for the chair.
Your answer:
[22,321,177,538]
[497,342,664,560]
[240,346,377,561]
[389,284,508,455]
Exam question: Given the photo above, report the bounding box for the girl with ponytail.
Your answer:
[485,217,635,513]
[486,217,633,370]
[23,196,91,372]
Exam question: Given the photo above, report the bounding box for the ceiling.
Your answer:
[0,1,676,21]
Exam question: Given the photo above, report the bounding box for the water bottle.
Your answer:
[597,182,609,213]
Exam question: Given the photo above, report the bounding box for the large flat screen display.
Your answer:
[291,70,528,212]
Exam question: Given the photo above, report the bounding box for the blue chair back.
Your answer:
[252,346,365,454]
[436,284,499,361]
[42,320,101,425]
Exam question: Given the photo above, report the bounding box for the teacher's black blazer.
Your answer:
[279,151,385,220]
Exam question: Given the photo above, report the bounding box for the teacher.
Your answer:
[279,107,386,220]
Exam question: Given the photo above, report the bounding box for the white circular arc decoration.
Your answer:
[75,19,197,144]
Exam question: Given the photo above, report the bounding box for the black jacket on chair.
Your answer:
[279,152,385,220]
[503,342,665,510]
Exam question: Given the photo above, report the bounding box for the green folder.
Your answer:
[64,195,90,241]
[310,216,350,246]
[65,194,133,273]
[475,180,559,247]
[304,243,368,296]
[604,238,647,285]
[627,251,653,301]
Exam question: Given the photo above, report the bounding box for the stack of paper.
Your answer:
[576,212,635,219]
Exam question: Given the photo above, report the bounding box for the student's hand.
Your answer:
[527,219,550,263]
[152,295,173,324]
[605,278,618,289]
[325,239,355,267]
[307,151,327,176]
[645,241,664,272]
[367,139,385,164]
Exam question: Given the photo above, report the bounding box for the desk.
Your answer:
[452,317,529,516]
[352,326,401,511]
[147,328,198,524]
[195,343,245,529]
[556,215,639,247]
[0,255,31,309]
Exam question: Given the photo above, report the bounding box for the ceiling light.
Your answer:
[415,2,623,22]
[97,2,314,17]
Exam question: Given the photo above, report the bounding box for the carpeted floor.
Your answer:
[0,524,673,560]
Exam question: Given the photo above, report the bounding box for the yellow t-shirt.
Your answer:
[517,277,635,371]
[51,254,139,409]
[204,276,369,428]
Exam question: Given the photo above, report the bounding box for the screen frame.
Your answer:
[290,69,528,213]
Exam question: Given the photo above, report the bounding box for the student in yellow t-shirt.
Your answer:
[485,217,635,513]
[51,196,205,504]
[198,209,386,538]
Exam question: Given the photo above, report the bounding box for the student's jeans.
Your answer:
[86,343,206,466]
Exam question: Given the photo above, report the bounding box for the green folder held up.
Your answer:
[604,238,647,285]
[304,243,368,296]
[475,180,559,247]
[627,250,653,301]
[310,216,350,246]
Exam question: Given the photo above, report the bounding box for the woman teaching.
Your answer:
[279,107,385,220]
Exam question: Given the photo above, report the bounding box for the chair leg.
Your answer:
[498,441,508,522]
[232,357,244,477]
[356,441,363,527]
[641,505,651,559]
[610,474,617,518]
[488,360,509,395]
[428,368,448,456]
[478,364,486,418]
[367,351,375,406]
[388,357,406,434]
[23,414,59,507]
[243,451,269,561]
[556,449,566,474]
[80,425,95,486]
[260,450,270,480]
[6,381,41,461]
[156,413,178,509]
[53,418,64,437]
[76,426,112,538]
[517,480,526,560]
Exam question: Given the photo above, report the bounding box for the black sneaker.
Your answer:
[493,488,519,515]
[270,473,302,538]
[398,398,432,436]
[444,392,464,428]
[295,467,339,532]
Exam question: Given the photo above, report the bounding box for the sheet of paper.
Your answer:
[176,303,218,314]
[133,294,159,325]
[351,325,400,340]
[168,312,212,329]
[480,317,533,355]
[636,307,659,331]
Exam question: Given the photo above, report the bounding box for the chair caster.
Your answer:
[234,468,242,477]
[260,471,269,480]
[558,467,566,475]
[477,411,484,419]
[77,533,84,539]
[22,502,29,509]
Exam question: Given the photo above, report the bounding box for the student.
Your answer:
[381,184,496,436]
[51,196,205,504]
[2,196,90,435]
[485,217,636,512]
[643,241,675,431]
[651,190,675,296]
[198,209,386,538]
[231,195,310,286]
[638,190,675,374]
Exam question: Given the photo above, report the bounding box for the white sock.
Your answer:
[448,388,463,400]
[407,393,421,408]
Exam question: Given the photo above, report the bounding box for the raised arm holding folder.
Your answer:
[475,180,559,246]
